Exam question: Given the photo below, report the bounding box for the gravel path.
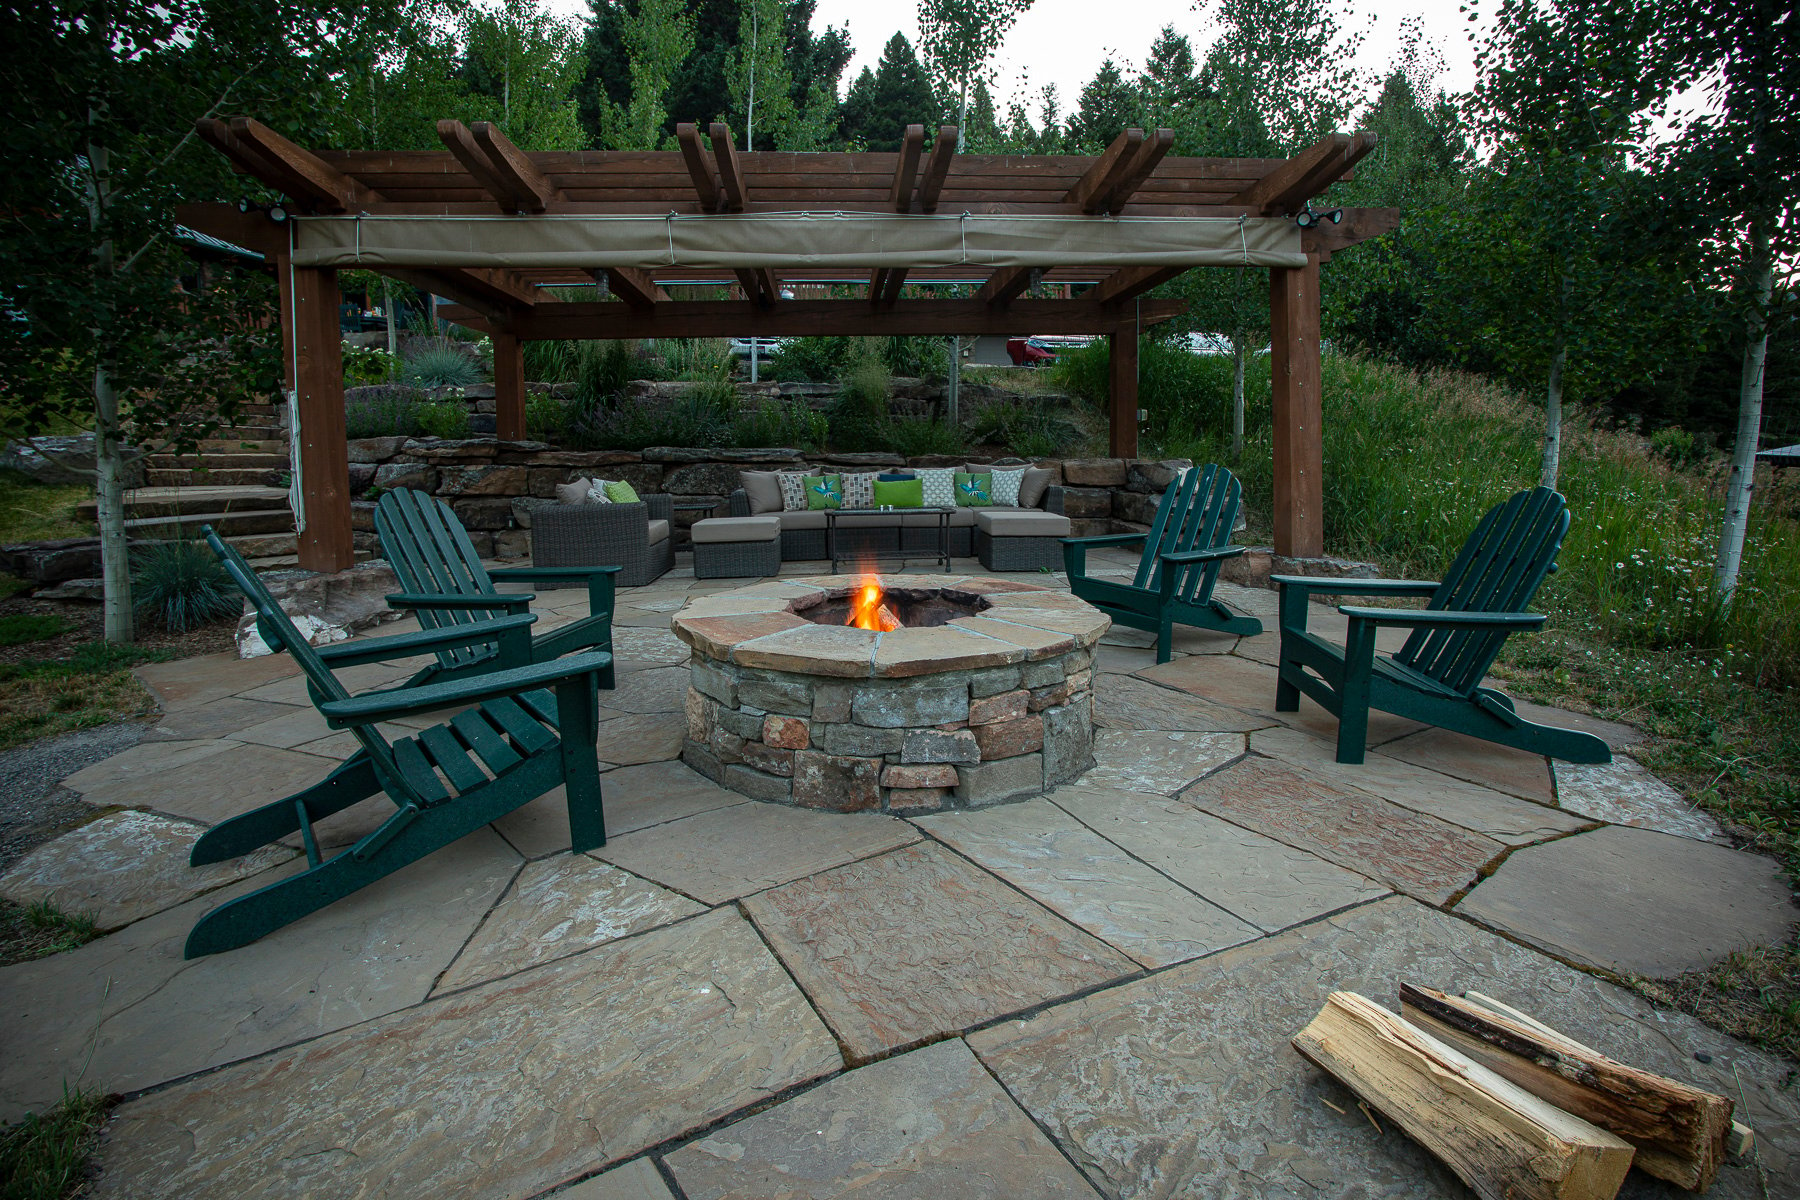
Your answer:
[0,723,146,871]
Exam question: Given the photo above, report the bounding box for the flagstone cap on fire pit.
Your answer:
[670,575,1110,680]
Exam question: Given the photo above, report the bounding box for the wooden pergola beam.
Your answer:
[709,123,747,211]
[974,265,1041,307]
[1065,128,1144,212]
[198,118,372,213]
[597,266,668,310]
[1234,132,1377,216]
[439,297,1186,340]
[916,125,959,213]
[1094,128,1174,214]
[386,267,538,325]
[890,125,925,211]
[1091,265,1187,307]
[1270,252,1324,558]
[675,123,721,211]
[1302,205,1400,262]
[436,120,519,211]
[290,265,354,571]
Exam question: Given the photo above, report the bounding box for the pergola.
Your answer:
[180,117,1396,574]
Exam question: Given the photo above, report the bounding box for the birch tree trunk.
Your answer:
[1231,329,1247,458]
[1714,223,1773,606]
[1539,330,1567,490]
[88,92,135,642]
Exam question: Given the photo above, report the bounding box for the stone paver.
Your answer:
[435,855,705,993]
[62,739,341,825]
[1456,824,1799,977]
[1137,654,1426,745]
[918,799,1261,968]
[90,909,841,1200]
[1249,725,1589,845]
[133,651,299,712]
[493,760,745,858]
[594,711,687,766]
[595,802,920,906]
[1050,785,1389,933]
[0,829,518,1123]
[230,704,335,749]
[969,896,1800,1200]
[1092,673,1275,734]
[0,810,294,930]
[604,666,691,714]
[146,696,299,741]
[611,626,691,666]
[1180,757,1505,904]
[559,1159,674,1200]
[666,1039,1102,1200]
[1082,730,1244,794]
[1380,725,1556,803]
[744,843,1134,1059]
[1554,755,1724,842]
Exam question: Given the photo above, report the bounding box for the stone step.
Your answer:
[225,532,299,559]
[143,453,288,470]
[78,485,292,521]
[245,548,374,571]
[145,468,285,487]
[187,438,288,454]
[122,507,295,538]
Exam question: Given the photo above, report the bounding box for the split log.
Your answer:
[1293,991,1635,1200]
[1400,984,1733,1192]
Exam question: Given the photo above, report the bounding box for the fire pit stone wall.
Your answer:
[670,575,1109,814]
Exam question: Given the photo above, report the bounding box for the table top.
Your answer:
[828,506,955,516]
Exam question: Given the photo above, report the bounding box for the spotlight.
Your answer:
[1295,202,1344,229]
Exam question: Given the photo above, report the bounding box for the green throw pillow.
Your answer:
[804,474,843,509]
[871,477,924,508]
[602,479,640,504]
[954,472,994,506]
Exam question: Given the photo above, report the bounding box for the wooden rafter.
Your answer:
[916,125,959,213]
[1232,132,1376,216]
[387,267,539,325]
[709,123,747,212]
[596,266,668,310]
[1065,128,1144,212]
[974,265,1041,307]
[1091,265,1186,308]
[1303,206,1400,262]
[436,120,519,210]
[1094,128,1174,214]
[471,122,560,212]
[198,118,373,213]
[675,123,721,211]
[889,125,925,211]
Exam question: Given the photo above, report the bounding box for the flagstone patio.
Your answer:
[1,551,1796,1199]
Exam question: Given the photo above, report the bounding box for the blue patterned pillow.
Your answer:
[990,466,1026,507]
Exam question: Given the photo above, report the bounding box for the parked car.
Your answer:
[1006,336,1060,366]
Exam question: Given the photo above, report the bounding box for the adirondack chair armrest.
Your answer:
[1061,533,1149,547]
[1160,545,1244,564]
[1337,606,1548,630]
[1270,575,1442,597]
[384,592,534,612]
[314,613,539,667]
[491,565,618,618]
[319,650,614,727]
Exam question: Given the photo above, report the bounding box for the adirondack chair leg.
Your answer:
[1334,620,1381,765]
[1207,601,1264,637]
[1274,660,1302,713]
[1156,616,1175,664]
[556,675,607,852]
[190,754,383,866]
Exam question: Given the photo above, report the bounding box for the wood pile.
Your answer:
[1292,985,1747,1199]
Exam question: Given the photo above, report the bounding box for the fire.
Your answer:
[845,576,902,631]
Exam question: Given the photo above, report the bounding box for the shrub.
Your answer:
[414,401,471,440]
[769,336,853,382]
[341,347,400,386]
[131,539,242,633]
[880,335,949,379]
[525,395,570,443]
[1049,337,1257,451]
[887,417,965,457]
[0,614,70,647]
[654,338,733,381]
[569,381,738,450]
[402,340,482,388]
[344,386,428,439]
[732,398,828,451]
[576,340,633,407]
[829,354,893,452]
[1650,425,1707,470]
[965,399,1083,458]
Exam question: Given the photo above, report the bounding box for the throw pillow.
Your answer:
[842,471,877,509]
[586,479,617,504]
[990,466,1027,507]
[916,467,956,508]
[1018,466,1054,509]
[740,470,783,514]
[876,471,914,482]
[804,474,843,509]
[555,477,593,506]
[954,472,994,506]
[603,479,640,504]
[871,477,924,508]
[776,472,809,512]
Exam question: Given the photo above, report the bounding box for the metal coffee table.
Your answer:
[826,507,954,573]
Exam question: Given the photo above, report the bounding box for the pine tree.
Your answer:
[839,32,938,150]
[1065,58,1138,153]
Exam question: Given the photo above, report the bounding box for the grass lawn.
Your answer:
[0,470,90,545]
[0,642,172,753]
[0,1087,110,1200]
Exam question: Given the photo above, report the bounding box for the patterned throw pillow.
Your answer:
[804,474,843,509]
[916,467,956,508]
[842,472,877,509]
[990,466,1026,507]
[602,479,640,504]
[776,472,809,512]
[586,479,616,504]
[954,472,993,506]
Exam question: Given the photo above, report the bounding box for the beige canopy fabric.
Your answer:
[289,212,1307,271]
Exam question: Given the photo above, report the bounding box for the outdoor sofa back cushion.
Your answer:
[964,464,1052,509]
[739,470,784,515]
[955,472,994,506]
[871,477,925,508]
[843,471,878,509]
[556,476,615,505]
[804,474,844,509]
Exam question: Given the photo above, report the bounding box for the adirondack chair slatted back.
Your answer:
[1131,464,1244,604]
[202,527,426,808]
[375,489,506,672]
[1394,487,1571,695]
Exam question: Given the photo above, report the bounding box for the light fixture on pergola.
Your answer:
[181,116,1395,574]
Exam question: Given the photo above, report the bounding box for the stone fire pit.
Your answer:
[670,574,1109,814]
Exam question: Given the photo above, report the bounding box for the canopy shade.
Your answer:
[289,212,1308,272]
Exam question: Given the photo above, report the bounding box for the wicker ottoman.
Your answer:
[974,508,1073,571]
[692,515,782,579]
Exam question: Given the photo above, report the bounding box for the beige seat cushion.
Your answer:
[832,510,967,529]
[692,515,781,544]
[647,519,671,544]
[974,509,1071,537]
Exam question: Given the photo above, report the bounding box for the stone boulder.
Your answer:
[0,436,145,487]
[235,561,407,659]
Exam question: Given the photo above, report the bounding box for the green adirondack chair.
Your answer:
[1273,487,1611,765]
[184,526,611,957]
[374,488,618,689]
[1061,464,1263,663]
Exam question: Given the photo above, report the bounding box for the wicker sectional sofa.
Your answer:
[531,492,675,586]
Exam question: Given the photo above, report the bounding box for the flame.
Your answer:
[845,576,901,631]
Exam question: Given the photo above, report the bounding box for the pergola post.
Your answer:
[1108,327,1139,459]
[290,265,355,572]
[493,332,526,441]
[1269,252,1324,559]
